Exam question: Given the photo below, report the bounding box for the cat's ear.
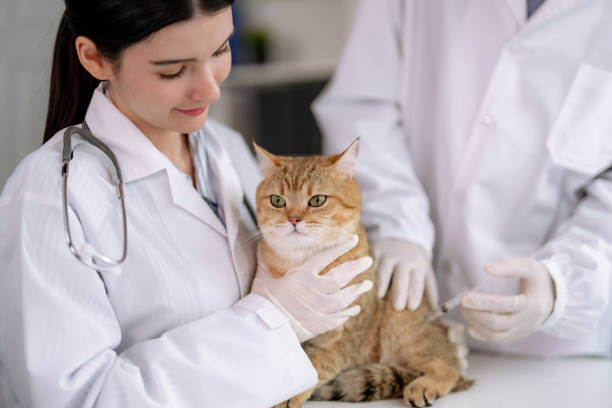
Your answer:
[332,138,360,177]
[253,141,280,178]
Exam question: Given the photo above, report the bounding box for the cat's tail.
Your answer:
[310,364,474,402]
[309,364,416,402]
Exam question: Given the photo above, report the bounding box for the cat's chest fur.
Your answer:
[259,226,380,348]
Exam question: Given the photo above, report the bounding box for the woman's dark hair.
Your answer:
[43,0,234,143]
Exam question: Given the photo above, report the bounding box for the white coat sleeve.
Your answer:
[312,0,434,256]
[532,169,612,339]
[0,192,316,408]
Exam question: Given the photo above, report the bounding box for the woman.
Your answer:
[0,1,373,407]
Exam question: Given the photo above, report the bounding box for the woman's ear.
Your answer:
[74,36,113,80]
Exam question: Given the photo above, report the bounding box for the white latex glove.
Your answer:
[461,258,555,343]
[251,235,374,342]
[372,238,438,311]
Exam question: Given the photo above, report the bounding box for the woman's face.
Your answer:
[106,8,233,138]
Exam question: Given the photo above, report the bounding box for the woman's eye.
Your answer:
[309,195,327,207]
[270,194,286,208]
[159,66,186,80]
[213,42,231,57]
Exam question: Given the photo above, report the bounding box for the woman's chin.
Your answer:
[173,114,208,134]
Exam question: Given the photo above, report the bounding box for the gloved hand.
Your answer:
[461,258,555,343]
[371,238,438,311]
[251,235,374,342]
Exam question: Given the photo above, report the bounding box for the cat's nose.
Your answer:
[288,216,301,227]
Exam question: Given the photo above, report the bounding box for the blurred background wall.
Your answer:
[0,0,65,190]
[0,0,358,189]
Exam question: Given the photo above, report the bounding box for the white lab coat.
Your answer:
[314,0,612,357]
[0,86,317,407]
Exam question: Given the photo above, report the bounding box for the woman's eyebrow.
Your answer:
[150,29,235,66]
[150,58,197,66]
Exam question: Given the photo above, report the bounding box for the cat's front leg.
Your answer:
[283,388,315,407]
[271,400,295,408]
[272,372,333,407]
[271,388,315,408]
[277,338,354,407]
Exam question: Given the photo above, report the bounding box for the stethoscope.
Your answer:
[62,122,258,272]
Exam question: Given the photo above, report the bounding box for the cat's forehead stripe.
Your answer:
[277,157,331,192]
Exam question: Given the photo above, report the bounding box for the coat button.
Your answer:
[510,42,523,52]
[480,114,494,128]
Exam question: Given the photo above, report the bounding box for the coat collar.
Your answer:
[503,0,586,28]
[204,126,243,244]
[84,84,170,183]
[83,83,230,237]
[204,126,255,296]
[526,0,586,27]
[503,0,527,25]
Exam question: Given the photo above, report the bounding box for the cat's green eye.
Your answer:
[309,195,327,207]
[270,194,286,208]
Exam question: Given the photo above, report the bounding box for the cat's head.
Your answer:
[254,139,361,256]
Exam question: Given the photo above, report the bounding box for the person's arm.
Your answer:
[312,0,436,310]
[532,168,612,338]
[461,169,612,342]
[0,195,316,408]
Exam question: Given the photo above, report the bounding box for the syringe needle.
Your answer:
[424,284,483,322]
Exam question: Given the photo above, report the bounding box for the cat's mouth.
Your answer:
[288,223,307,234]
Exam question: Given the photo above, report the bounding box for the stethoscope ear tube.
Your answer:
[243,194,258,228]
[62,122,128,270]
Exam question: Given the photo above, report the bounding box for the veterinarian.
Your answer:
[0,1,374,407]
[314,0,612,357]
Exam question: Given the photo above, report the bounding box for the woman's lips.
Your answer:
[177,106,208,116]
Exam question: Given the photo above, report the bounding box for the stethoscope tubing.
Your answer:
[61,122,258,272]
[62,122,128,270]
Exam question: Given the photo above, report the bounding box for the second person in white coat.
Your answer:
[314,0,612,357]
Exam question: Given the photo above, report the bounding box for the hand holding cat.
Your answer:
[372,238,439,311]
[461,258,555,343]
[251,235,374,342]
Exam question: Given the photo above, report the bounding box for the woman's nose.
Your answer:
[190,66,221,102]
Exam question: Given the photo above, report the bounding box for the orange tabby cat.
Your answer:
[254,139,472,408]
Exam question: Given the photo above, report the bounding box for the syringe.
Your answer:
[425,284,484,322]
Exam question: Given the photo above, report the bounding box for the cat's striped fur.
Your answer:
[254,140,473,407]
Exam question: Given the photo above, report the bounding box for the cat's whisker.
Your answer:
[307,224,351,236]
[305,225,325,230]
[247,230,264,245]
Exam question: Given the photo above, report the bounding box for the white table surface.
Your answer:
[303,352,612,408]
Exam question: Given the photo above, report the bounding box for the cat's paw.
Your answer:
[289,390,315,408]
[403,376,449,407]
[272,394,309,408]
